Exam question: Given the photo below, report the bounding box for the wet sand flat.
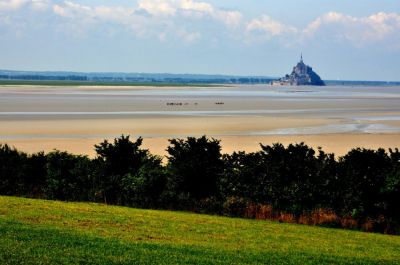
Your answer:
[5,134,400,158]
[1,84,400,157]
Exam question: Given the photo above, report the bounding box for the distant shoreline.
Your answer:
[0,80,222,87]
[2,69,399,87]
[1,79,400,87]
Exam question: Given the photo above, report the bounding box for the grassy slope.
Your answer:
[1,196,399,265]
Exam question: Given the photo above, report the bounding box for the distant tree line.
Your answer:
[0,75,88,81]
[1,135,399,234]
[0,74,273,84]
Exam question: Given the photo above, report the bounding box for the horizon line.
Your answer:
[0,68,399,83]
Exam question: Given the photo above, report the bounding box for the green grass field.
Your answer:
[1,196,399,265]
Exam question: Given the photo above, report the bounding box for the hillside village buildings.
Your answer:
[272,55,325,86]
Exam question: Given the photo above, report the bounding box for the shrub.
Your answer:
[0,137,399,234]
[121,155,167,208]
[23,152,47,197]
[94,135,153,205]
[196,197,223,215]
[0,144,27,195]
[337,148,391,218]
[45,151,92,201]
[166,136,224,200]
[308,209,341,227]
[222,197,249,217]
[244,203,274,220]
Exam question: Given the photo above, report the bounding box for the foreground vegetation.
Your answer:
[1,196,400,265]
[1,135,399,234]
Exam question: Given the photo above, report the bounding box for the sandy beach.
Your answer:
[1,84,400,157]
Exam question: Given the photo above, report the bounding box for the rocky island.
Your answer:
[272,55,325,86]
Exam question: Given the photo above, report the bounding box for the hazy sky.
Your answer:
[0,0,399,80]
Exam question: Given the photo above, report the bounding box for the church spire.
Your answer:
[300,53,303,63]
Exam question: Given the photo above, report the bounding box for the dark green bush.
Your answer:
[0,144,27,195]
[166,136,224,201]
[45,151,92,201]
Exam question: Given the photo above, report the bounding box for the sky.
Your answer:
[0,0,399,81]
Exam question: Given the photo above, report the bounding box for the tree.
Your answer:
[221,143,337,215]
[381,148,400,231]
[166,136,224,202]
[0,144,27,195]
[257,143,322,213]
[122,155,167,208]
[45,151,92,201]
[94,135,151,205]
[221,151,266,202]
[337,148,391,218]
[23,152,47,197]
